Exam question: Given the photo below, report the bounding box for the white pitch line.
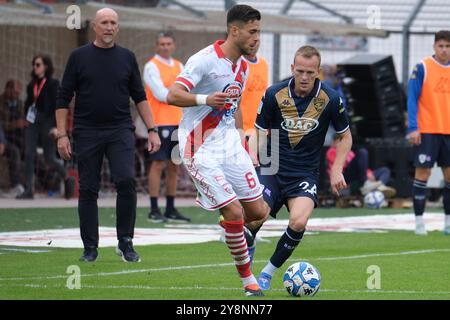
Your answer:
[315,248,450,261]
[0,248,449,282]
[0,248,52,253]
[1,283,450,296]
[0,262,237,281]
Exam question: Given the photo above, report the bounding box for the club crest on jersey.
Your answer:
[281,117,319,133]
[313,97,326,112]
[223,81,243,110]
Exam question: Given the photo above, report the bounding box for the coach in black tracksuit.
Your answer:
[55,8,161,263]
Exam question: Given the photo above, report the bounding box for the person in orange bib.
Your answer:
[240,41,269,139]
[143,31,190,223]
[407,30,450,236]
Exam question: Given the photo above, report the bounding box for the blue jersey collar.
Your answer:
[288,78,321,99]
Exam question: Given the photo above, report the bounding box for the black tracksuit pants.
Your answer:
[74,127,136,249]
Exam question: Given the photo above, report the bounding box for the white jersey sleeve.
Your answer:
[175,54,207,92]
[143,61,168,103]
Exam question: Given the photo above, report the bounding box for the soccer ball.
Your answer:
[283,262,321,297]
[364,190,385,209]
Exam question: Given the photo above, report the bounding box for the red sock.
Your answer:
[222,220,252,279]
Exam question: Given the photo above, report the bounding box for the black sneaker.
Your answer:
[116,237,141,263]
[64,176,75,200]
[148,208,168,223]
[164,209,191,223]
[79,247,98,262]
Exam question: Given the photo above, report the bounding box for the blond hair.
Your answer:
[294,45,321,67]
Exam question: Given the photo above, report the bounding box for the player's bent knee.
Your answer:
[289,218,308,232]
[243,199,270,222]
[415,168,432,181]
[220,201,244,222]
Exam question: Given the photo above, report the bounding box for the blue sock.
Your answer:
[412,179,427,216]
[269,227,305,268]
[443,183,450,216]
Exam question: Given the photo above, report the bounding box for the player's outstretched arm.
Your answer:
[167,83,229,108]
[330,129,352,196]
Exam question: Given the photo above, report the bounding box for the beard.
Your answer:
[102,35,114,44]
[239,44,254,57]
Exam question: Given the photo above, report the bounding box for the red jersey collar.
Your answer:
[213,40,226,58]
[213,40,244,72]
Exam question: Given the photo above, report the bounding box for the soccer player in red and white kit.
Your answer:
[167,4,270,297]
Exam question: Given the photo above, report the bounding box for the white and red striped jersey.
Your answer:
[175,40,249,159]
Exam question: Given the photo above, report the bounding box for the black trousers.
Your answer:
[3,141,21,187]
[24,116,67,193]
[74,127,136,249]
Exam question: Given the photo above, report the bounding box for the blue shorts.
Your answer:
[256,168,318,218]
[413,134,450,168]
[147,125,179,162]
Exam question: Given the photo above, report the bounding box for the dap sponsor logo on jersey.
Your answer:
[222,81,243,110]
[281,117,319,134]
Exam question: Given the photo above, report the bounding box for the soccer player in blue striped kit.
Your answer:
[247,45,352,290]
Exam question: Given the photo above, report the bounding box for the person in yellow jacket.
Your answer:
[143,31,190,223]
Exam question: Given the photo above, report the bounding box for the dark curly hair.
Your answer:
[226,4,261,29]
[435,30,450,43]
[31,54,54,82]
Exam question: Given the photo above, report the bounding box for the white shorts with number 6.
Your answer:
[182,146,264,211]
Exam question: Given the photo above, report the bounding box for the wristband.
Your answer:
[148,127,158,133]
[195,94,208,105]
[56,133,68,140]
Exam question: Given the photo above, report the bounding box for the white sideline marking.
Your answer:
[0,248,51,253]
[1,283,450,296]
[316,248,450,261]
[0,248,449,282]
[0,213,446,248]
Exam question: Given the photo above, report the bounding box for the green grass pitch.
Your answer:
[0,207,449,300]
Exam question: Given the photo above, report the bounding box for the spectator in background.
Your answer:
[407,30,450,236]
[321,65,346,147]
[0,79,26,152]
[326,133,396,198]
[0,123,23,196]
[143,31,190,223]
[322,64,346,107]
[17,54,75,200]
[240,40,269,138]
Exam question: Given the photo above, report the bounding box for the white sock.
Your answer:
[242,274,257,287]
[415,215,424,225]
[261,261,278,277]
[445,215,450,228]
